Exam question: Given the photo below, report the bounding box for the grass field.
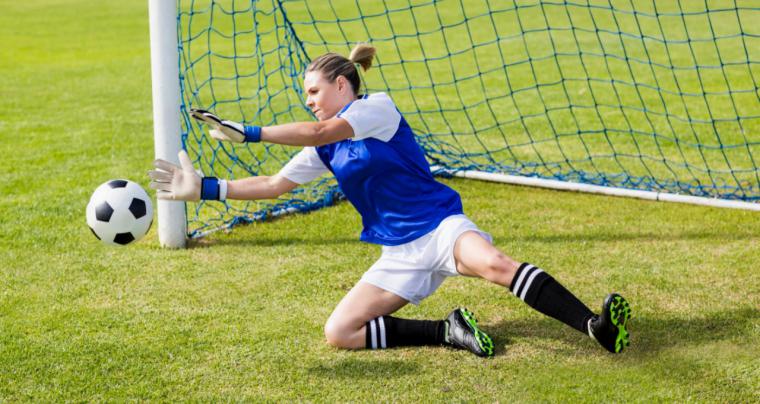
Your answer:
[1,0,759,401]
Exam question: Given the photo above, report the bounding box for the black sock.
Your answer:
[365,316,446,349]
[509,262,595,334]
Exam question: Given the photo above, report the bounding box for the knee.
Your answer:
[323,318,353,349]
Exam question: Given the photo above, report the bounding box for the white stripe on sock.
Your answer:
[587,318,597,340]
[378,316,386,348]
[512,264,534,296]
[369,319,377,349]
[519,268,545,301]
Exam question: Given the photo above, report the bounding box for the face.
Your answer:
[304,71,355,121]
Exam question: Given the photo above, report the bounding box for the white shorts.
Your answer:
[360,214,492,305]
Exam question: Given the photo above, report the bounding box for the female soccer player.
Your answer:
[149,44,631,357]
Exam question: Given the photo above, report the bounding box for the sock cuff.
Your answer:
[509,262,531,292]
[510,262,552,304]
[365,316,387,349]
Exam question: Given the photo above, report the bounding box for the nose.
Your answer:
[306,96,314,108]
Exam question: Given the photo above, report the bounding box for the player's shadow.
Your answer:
[487,307,758,357]
[309,357,419,379]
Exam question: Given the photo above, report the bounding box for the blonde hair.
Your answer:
[349,43,376,71]
[306,43,376,94]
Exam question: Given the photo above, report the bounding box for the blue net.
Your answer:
[177,0,760,237]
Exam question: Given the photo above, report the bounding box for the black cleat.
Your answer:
[444,308,494,357]
[588,293,631,353]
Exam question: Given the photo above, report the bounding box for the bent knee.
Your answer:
[324,319,358,349]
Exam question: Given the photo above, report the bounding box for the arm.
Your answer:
[149,151,300,202]
[226,174,299,200]
[259,117,354,147]
[190,109,354,147]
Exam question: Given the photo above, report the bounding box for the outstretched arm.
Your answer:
[226,174,299,200]
[259,117,354,147]
[190,109,354,147]
[149,151,300,201]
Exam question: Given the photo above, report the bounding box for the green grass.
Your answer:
[1,0,759,401]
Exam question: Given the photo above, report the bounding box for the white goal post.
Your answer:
[433,168,760,212]
[148,0,186,248]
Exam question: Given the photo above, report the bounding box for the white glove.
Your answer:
[190,108,246,143]
[149,150,201,201]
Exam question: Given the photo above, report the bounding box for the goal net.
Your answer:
[173,0,760,237]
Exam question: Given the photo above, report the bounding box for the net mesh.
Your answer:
[177,0,760,237]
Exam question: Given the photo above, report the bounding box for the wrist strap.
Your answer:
[200,177,221,200]
[244,125,262,143]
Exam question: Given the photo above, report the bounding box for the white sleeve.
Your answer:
[278,147,329,184]
[337,93,401,142]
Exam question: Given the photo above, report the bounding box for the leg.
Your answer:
[324,281,490,356]
[453,231,595,334]
[324,281,409,349]
[452,230,631,353]
[453,231,520,285]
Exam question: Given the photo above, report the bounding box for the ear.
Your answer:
[336,75,349,94]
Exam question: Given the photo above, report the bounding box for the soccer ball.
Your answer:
[86,179,153,246]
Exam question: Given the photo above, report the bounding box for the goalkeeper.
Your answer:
[149,44,631,357]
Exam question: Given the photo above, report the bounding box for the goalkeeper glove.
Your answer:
[149,150,227,201]
[190,108,261,143]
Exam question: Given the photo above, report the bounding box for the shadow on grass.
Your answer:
[483,308,758,399]
[188,235,361,248]
[185,228,760,249]
[487,307,758,357]
[308,357,419,379]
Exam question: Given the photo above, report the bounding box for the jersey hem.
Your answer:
[359,210,465,246]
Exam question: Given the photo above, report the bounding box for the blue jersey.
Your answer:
[279,93,463,246]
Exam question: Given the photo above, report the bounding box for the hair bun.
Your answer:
[349,43,376,72]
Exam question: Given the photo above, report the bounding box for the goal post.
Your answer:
[148,0,186,248]
[152,1,759,244]
[433,167,760,211]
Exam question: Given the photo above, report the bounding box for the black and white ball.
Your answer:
[86,179,153,246]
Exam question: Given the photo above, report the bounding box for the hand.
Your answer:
[148,150,202,201]
[190,108,246,143]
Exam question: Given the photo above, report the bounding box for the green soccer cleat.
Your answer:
[444,308,494,357]
[588,293,632,353]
